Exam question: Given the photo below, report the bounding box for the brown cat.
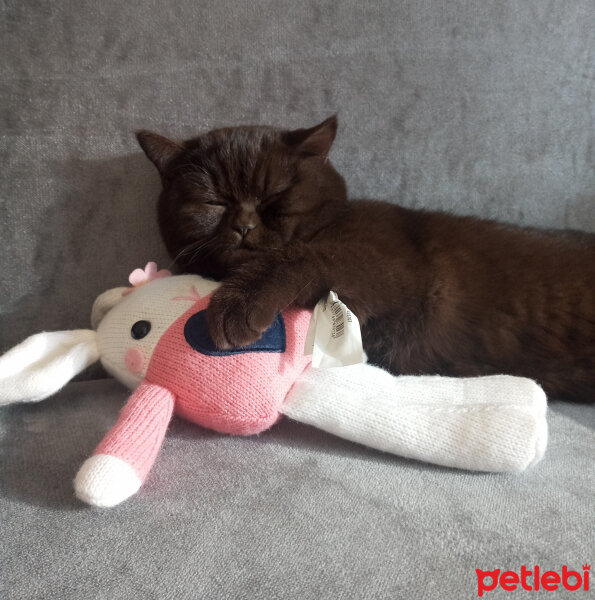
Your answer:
[137,116,595,402]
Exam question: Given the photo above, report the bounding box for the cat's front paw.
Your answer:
[207,283,278,350]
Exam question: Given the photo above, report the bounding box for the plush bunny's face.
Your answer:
[95,275,220,388]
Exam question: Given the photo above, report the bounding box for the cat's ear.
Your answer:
[283,115,338,158]
[136,130,184,176]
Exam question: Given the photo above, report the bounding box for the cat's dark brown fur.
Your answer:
[137,117,595,402]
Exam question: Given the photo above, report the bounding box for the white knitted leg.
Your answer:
[74,454,142,508]
[282,364,548,472]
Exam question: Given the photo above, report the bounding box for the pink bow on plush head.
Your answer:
[123,262,172,296]
[129,262,172,287]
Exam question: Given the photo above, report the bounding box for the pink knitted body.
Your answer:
[147,295,312,434]
[94,289,312,483]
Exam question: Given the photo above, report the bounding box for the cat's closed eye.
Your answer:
[259,191,287,208]
[205,200,226,207]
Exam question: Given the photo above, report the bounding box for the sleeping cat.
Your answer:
[137,116,595,402]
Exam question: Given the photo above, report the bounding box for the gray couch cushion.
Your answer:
[1,1,594,598]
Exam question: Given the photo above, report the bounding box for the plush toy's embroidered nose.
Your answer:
[183,310,286,356]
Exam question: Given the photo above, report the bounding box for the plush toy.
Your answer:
[0,263,548,507]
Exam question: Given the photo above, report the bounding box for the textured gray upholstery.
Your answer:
[1,1,593,598]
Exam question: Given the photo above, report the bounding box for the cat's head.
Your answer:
[137,116,347,278]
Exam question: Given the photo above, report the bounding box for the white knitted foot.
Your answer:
[74,454,141,507]
[284,365,549,472]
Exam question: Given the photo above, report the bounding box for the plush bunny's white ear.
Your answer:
[0,330,99,405]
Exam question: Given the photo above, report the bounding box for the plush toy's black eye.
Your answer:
[131,320,151,340]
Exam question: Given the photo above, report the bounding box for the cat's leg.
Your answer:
[206,241,423,350]
[206,248,330,349]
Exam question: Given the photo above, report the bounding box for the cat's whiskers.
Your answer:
[188,238,222,265]
[279,278,315,313]
[169,238,215,268]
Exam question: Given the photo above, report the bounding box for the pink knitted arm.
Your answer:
[95,380,175,482]
[74,381,175,507]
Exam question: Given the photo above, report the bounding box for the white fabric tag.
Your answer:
[304,291,365,368]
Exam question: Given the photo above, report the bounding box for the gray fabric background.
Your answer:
[1,1,594,598]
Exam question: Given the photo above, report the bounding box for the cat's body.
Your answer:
[137,117,595,402]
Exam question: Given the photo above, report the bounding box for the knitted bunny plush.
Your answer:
[0,263,548,507]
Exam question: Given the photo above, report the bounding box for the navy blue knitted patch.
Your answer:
[184,310,286,356]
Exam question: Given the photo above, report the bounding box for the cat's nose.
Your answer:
[235,224,255,237]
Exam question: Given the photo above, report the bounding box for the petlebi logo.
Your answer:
[476,564,590,596]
